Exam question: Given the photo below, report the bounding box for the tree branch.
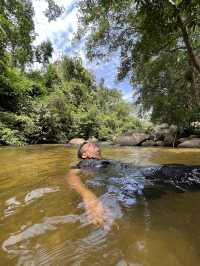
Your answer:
[176,14,200,74]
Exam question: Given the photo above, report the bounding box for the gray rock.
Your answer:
[114,133,150,146]
[157,123,169,129]
[152,124,178,146]
[141,140,156,147]
[164,135,176,146]
[188,134,200,139]
[178,137,188,143]
[155,141,165,146]
[88,136,98,143]
[178,138,200,148]
[98,141,113,146]
[68,138,86,145]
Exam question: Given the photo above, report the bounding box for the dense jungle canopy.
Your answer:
[1,0,200,145]
[0,0,141,145]
[77,0,200,127]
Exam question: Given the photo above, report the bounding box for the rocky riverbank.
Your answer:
[68,123,200,148]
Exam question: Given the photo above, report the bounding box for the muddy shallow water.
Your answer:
[0,145,200,266]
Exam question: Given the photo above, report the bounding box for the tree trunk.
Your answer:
[177,14,200,74]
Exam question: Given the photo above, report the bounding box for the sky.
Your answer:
[33,0,133,100]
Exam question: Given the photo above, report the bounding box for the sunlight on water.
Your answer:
[0,145,200,266]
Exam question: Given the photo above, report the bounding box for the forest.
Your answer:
[0,0,141,146]
[1,0,200,146]
[77,0,200,128]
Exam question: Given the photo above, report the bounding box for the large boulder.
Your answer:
[178,138,200,148]
[141,140,157,147]
[88,136,98,143]
[164,135,176,146]
[152,124,178,146]
[177,137,188,144]
[68,138,86,146]
[114,133,150,146]
[98,141,113,146]
[155,141,165,146]
[188,134,200,139]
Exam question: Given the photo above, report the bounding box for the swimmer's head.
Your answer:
[77,142,102,159]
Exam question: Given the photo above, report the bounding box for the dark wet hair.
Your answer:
[77,141,89,159]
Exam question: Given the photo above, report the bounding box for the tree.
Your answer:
[35,40,53,65]
[0,0,62,69]
[0,0,35,68]
[77,0,200,125]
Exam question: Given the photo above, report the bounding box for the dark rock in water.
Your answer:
[114,133,150,146]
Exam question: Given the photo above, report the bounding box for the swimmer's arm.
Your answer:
[67,169,94,197]
[67,169,109,228]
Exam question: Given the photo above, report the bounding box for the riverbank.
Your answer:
[67,122,200,148]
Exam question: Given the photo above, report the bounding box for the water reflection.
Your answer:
[3,187,60,219]
[24,187,60,203]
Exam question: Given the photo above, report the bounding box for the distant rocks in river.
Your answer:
[68,138,86,146]
[114,133,150,146]
[178,138,200,148]
[115,123,200,148]
[151,123,178,146]
[67,123,200,148]
[68,137,99,146]
[141,140,165,147]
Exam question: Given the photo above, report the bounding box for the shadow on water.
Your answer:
[0,145,200,265]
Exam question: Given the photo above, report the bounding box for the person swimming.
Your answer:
[68,142,200,228]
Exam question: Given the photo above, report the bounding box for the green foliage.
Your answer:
[57,57,94,87]
[77,0,200,127]
[0,0,60,70]
[0,121,25,146]
[0,54,141,145]
[0,127,23,146]
[44,0,64,22]
[35,40,53,65]
[0,0,142,146]
[0,0,35,68]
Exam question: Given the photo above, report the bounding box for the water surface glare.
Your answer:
[0,145,200,266]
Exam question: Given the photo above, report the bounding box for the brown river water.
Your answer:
[0,145,200,266]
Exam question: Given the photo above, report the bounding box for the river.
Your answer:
[0,145,200,266]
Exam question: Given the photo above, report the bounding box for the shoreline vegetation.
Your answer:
[1,1,200,148]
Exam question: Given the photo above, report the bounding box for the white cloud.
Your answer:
[32,0,133,99]
[33,0,78,60]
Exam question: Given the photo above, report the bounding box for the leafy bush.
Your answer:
[0,55,142,145]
